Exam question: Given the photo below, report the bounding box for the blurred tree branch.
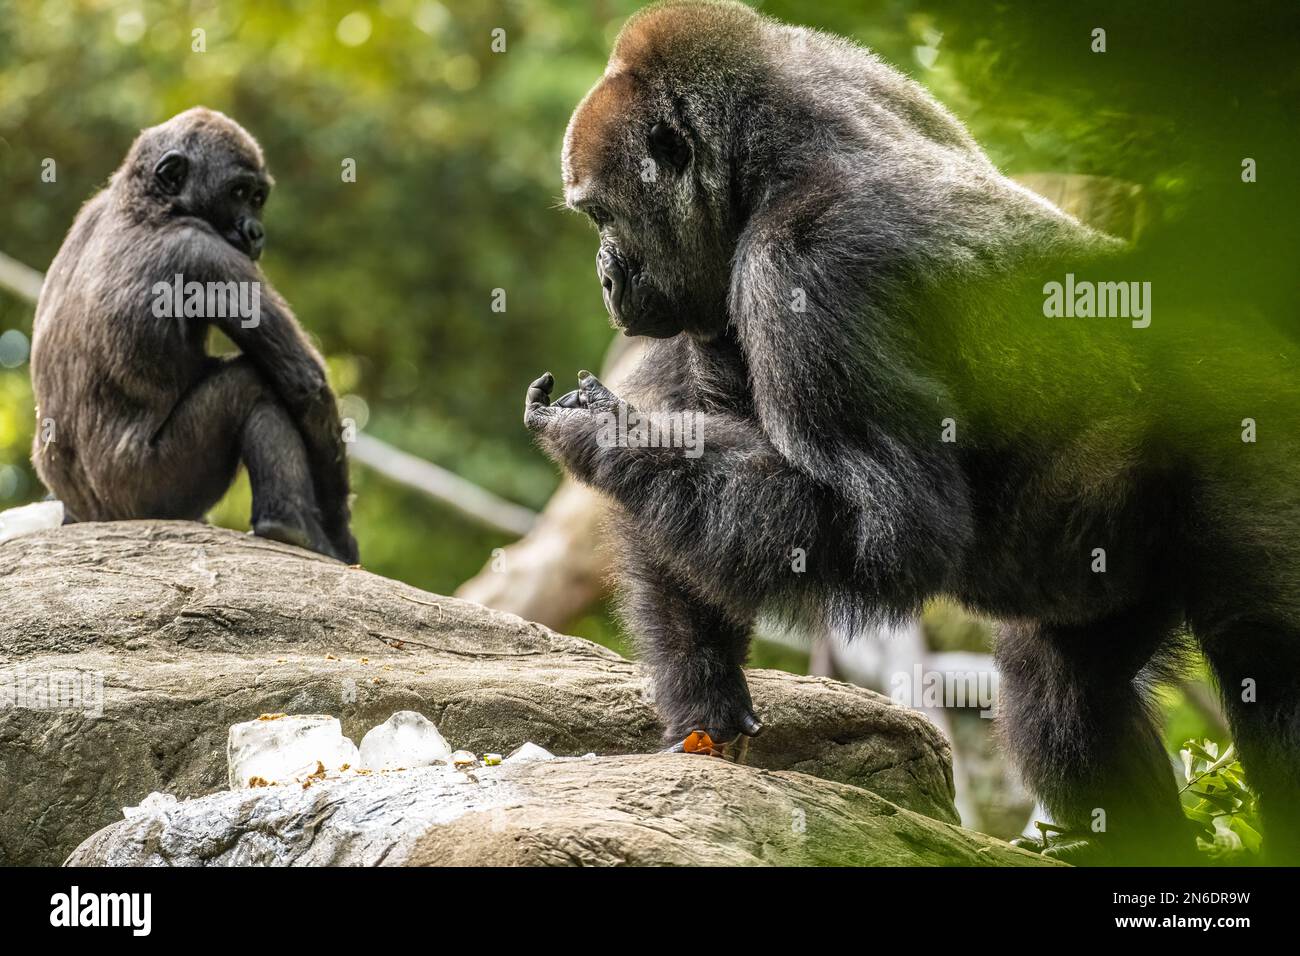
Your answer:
[0,252,44,302]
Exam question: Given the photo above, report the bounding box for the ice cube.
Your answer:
[227,714,358,789]
[358,710,451,771]
[122,791,178,820]
[505,742,555,764]
[0,500,64,542]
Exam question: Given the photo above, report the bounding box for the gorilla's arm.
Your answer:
[526,372,960,623]
[173,226,356,561]
[528,380,839,611]
[528,192,972,619]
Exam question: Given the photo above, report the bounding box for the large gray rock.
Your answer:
[69,756,1056,867]
[1,521,957,866]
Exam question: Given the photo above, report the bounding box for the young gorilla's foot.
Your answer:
[253,512,346,562]
[325,525,360,565]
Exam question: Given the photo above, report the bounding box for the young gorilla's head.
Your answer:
[118,106,273,260]
[562,1,763,339]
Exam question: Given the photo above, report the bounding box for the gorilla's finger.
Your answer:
[524,373,557,429]
[526,372,554,404]
[524,402,557,431]
[741,712,764,737]
[577,370,619,408]
[554,389,583,409]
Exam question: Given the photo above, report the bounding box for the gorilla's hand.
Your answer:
[525,369,622,419]
[524,370,630,484]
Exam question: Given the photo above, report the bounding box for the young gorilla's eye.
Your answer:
[231,183,249,202]
[251,189,267,209]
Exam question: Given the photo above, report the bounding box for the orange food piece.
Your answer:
[682,730,715,754]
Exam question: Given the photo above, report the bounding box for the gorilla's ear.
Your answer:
[648,121,691,175]
[154,150,189,194]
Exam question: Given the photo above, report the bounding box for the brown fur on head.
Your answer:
[562,1,762,339]
[117,107,273,259]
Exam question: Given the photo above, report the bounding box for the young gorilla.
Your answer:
[31,107,357,563]
[527,1,1300,862]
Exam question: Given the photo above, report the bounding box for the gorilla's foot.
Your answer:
[253,514,343,562]
[662,712,763,761]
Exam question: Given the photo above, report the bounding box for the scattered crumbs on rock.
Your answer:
[301,761,328,789]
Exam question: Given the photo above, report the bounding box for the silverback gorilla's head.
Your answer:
[118,107,273,260]
[562,1,763,339]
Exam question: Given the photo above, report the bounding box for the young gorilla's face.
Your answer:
[561,67,734,339]
[133,108,273,261]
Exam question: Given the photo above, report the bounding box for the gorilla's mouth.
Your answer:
[597,245,629,320]
[224,231,261,261]
[597,247,678,337]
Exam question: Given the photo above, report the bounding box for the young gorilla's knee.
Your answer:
[130,358,267,519]
[239,400,338,559]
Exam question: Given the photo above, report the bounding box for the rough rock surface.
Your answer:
[69,756,1057,867]
[2,521,958,866]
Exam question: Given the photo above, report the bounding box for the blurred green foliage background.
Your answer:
[1,2,1295,827]
[3,0,1293,589]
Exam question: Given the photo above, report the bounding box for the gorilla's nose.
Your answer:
[597,247,626,313]
[240,218,265,259]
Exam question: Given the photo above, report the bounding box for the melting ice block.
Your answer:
[227,714,359,789]
[358,710,452,771]
[0,500,64,542]
[506,742,555,764]
[122,791,178,820]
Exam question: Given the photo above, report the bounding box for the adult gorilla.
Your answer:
[526,0,1300,863]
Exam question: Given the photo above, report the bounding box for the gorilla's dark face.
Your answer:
[133,108,272,261]
[562,71,735,339]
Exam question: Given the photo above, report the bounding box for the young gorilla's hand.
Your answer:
[523,370,627,483]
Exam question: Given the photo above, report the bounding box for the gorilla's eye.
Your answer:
[231,183,250,202]
[585,204,613,228]
[251,189,267,209]
[153,151,188,194]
